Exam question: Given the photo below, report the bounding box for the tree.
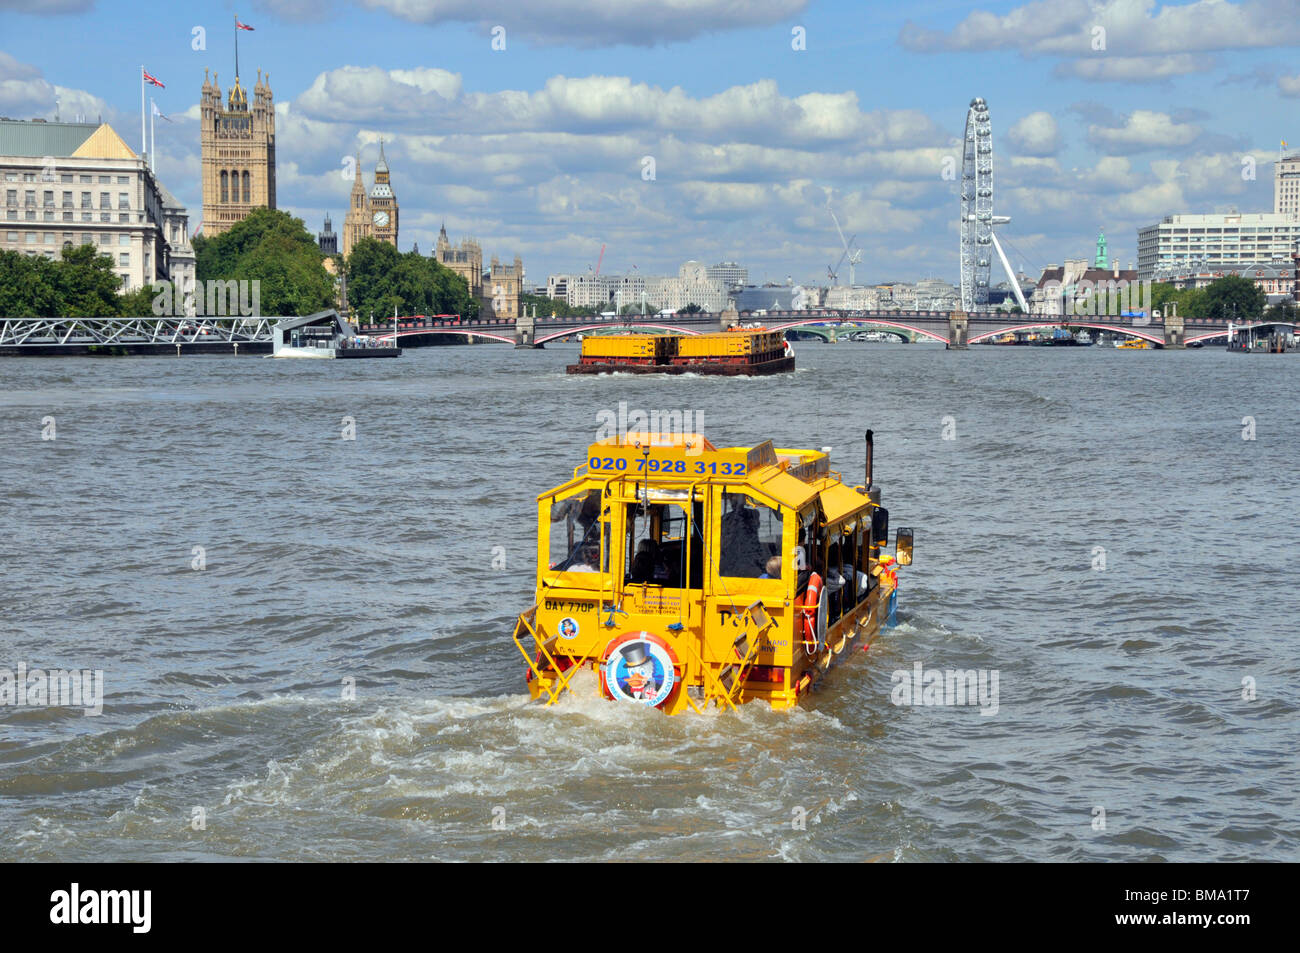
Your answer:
[520,291,593,318]
[344,238,475,322]
[677,303,704,315]
[1178,287,1207,318]
[0,250,57,316]
[119,285,158,317]
[0,244,146,317]
[1263,299,1297,324]
[1149,281,1180,317]
[1202,274,1266,323]
[1149,281,1212,319]
[194,208,335,317]
[54,243,127,316]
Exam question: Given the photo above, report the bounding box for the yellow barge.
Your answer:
[513,431,913,713]
[567,329,794,375]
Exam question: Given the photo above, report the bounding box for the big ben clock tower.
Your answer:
[369,139,398,247]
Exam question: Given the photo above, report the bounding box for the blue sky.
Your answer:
[2,0,1297,286]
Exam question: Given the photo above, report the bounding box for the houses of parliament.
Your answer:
[199,67,276,237]
[199,67,520,320]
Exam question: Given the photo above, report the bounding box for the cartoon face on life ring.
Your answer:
[601,632,678,708]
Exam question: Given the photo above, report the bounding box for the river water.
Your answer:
[1,342,1296,862]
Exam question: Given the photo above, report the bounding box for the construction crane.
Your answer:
[827,202,862,286]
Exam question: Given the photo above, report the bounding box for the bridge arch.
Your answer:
[1185,321,1298,344]
[968,321,1163,345]
[375,327,516,345]
[764,317,950,344]
[535,322,704,345]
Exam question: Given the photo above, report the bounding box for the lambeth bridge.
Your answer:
[354,308,1278,350]
[0,308,1291,354]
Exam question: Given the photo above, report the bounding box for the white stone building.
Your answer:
[548,260,727,312]
[1136,211,1300,281]
[0,118,194,294]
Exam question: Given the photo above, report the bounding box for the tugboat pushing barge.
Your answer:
[513,431,913,714]
[567,328,794,376]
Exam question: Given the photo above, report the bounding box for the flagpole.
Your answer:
[235,16,240,81]
[150,99,155,173]
[140,65,146,159]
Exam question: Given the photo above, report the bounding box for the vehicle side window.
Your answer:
[719,492,783,579]
[549,488,602,571]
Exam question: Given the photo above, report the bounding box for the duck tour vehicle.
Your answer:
[513,430,913,714]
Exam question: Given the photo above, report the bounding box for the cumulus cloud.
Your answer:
[292,69,944,149]
[901,0,1300,80]
[356,0,809,47]
[264,65,1251,279]
[1056,53,1215,81]
[1,37,1265,289]
[0,0,94,13]
[1007,112,1060,156]
[1280,74,1300,97]
[0,51,111,121]
[296,66,462,122]
[1087,110,1201,152]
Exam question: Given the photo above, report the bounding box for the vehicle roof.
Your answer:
[540,434,871,518]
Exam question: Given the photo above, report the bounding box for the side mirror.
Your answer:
[895,527,914,566]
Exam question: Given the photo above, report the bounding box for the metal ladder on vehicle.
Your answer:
[512,605,591,706]
[683,600,773,712]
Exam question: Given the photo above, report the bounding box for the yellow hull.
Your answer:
[520,583,887,714]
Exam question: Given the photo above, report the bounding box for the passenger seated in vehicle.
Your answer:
[629,540,656,583]
[569,543,600,573]
[826,542,847,619]
[759,555,782,579]
[719,501,767,577]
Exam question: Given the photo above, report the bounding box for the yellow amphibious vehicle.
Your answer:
[513,431,913,714]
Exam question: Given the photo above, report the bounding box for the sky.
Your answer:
[1,0,1298,288]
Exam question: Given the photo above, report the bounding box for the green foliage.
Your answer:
[344,238,476,324]
[1201,274,1267,322]
[1179,287,1208,317]
[118,285,158,317]
[520,291,594,318]
[1150,281,1210,319]
[1264,299,1298,323]
[194,208,335,317]
[677,303,704,315]
[55,243,127,316]
[0,244,142,317]
[1149,282,1180,315]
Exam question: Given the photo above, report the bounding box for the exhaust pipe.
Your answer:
[865,429,874,491]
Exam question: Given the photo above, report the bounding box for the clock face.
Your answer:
[373,211,390,228]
